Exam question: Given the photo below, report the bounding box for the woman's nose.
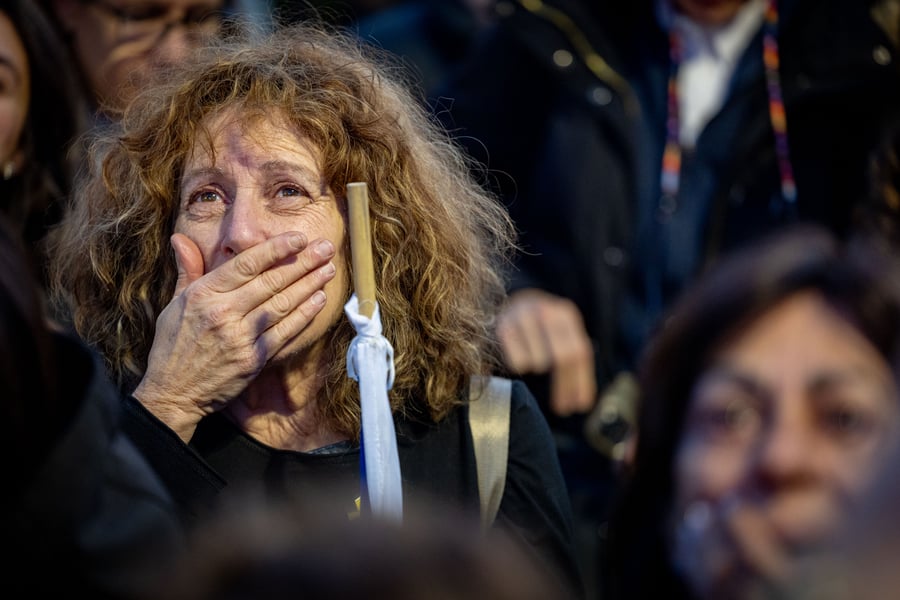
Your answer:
[221,198,270,257]
[751,403,814,489]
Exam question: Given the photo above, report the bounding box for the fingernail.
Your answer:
[311,290,326,305]
[321,262,336,276]
[313,239,334,257]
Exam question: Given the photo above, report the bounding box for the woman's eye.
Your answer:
[707,402,754,429]
[183,188,226,216]
[272,184,314,210]
[686,395,761,443]
[277,185,303,198]
[821,405,875,438]
[191,189,222,204]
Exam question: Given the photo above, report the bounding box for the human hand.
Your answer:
[132,230,337,441]
[496,288,597,416]
[671,497,792,599]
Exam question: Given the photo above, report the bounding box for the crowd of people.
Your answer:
[3,0,900,598]
[434,1,900,593]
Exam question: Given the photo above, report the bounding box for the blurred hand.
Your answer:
[132,231,336,441]
[496,288,597,416]
[672,497,792,599]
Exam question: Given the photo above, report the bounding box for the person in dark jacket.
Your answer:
[1,8,184,596]
[49,20,584,599]
[1,210,185,598]
[436,1,900,594]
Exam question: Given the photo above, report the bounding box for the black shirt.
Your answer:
[122,378,584,598]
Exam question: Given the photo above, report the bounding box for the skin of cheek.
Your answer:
[803,434,897,522]
[674,434,748,513]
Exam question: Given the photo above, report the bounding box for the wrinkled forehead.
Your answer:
[186,106,315,164]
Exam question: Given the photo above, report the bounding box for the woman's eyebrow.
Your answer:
[257,160,317,178]
[696,365,770,401]
[179,160,322,191]
[180,166,226,190]
[808,367,894,396]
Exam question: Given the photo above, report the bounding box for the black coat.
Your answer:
[437,0,900,392]
[6,333,185,598]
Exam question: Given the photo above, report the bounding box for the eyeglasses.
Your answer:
[81,0,223,46]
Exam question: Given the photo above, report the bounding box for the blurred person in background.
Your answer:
[155,496,572,600]
[604,224,900,599]
[1,209,185,598]
[39,0,270,120]
[1,13,184,591]
[435,2,900,594]
[0,0,87,296]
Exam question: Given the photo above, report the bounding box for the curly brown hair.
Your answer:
[49,20,516,439]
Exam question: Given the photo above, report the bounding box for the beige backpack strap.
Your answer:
[468,375,512,531]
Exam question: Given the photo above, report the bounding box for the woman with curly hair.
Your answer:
[49,19,582,599]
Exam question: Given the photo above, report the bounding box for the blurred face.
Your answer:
[175,111,349,363]
[672,0,750,26]
[671,291,900,598]
[51,0,222,115]
[0,12,29,176]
